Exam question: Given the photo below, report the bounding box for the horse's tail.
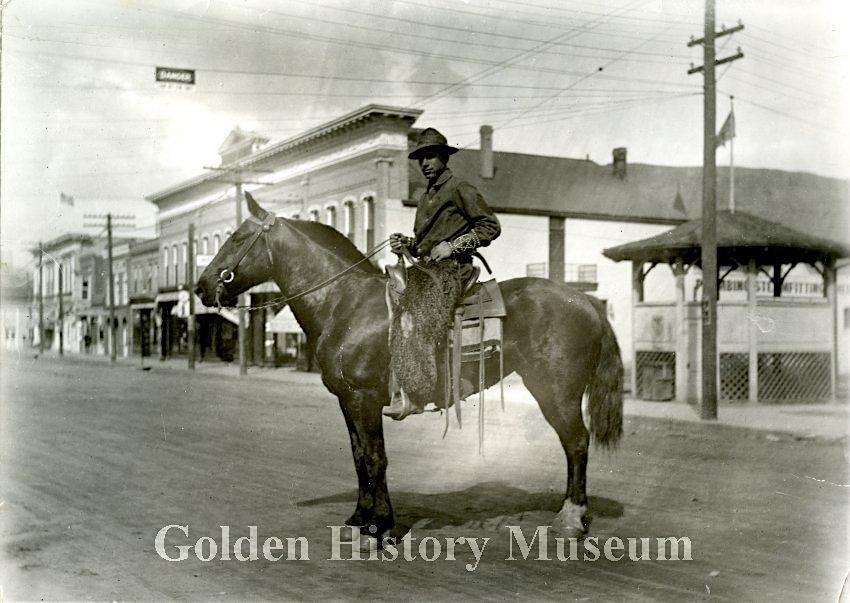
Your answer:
[586,300,624,448]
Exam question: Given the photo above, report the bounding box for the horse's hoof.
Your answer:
[553,501,589,539]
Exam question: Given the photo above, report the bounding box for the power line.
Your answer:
[463,10,692,146]
[415,0,650,107]
[495,0,700,28]
[738,44,846,85]
[390,0,696,32]
[728,94,850,137]
[449,93,698,140]
[7,50,698,93]
[230,0,694,61]
[7,44,701,94]
[742,30,836,62]
[745,23,837,56]
[429,92,698,127]
[15,80,703,101]
[724,73,842,113]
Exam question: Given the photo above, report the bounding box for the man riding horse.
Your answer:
[383,127,501,420]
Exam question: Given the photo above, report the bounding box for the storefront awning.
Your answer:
[155,291,182,304]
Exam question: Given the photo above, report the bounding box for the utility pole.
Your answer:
[107,213,117,363]
[729,95,736,213]
[203,165,272,378]
[58,263,63,356]
[38,242,44,355]
[235,177,247,377]
[688,6,744,420]
[187,222,196,370]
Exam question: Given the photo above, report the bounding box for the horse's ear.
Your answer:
[245,191,269,220]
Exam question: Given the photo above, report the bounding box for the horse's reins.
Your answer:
[214,215,395,311]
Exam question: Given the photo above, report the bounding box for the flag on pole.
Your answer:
[59,192,75,207]
[716,107,736,148]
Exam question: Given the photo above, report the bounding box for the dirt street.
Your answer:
[2,356,847,600]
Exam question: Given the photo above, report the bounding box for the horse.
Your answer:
[195,192,624,542]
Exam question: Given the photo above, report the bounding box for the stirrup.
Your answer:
[382,389,423,421]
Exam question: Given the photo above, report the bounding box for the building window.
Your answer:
[181,242,188,284]
[343,201,355,241]
[308,209,320,222]
[363,196,374,251]
[326,206,337,229]
[201,236,209,255]
[82,280,89,300]
[213,234,221,253]
[163,247,169,285]
[171,244,178,286]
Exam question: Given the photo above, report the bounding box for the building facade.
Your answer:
[31,234,90,353]
[128,238,160,359]
[146,105,422,367]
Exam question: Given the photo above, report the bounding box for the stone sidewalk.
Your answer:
[10,349,849,441]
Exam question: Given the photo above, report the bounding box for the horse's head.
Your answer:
[195,192,277,308]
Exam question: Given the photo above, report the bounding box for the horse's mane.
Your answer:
[286,219,382,274]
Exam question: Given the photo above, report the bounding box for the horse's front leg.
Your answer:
[338,399,371,527]
[339,392,394,538]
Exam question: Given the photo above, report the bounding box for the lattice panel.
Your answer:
[758,352,832,402]
[635,351,675,401]
[720,353,749,402]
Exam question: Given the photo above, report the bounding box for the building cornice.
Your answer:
[146,104,422,204]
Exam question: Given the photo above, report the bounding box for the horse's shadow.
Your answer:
[297,481,623,535]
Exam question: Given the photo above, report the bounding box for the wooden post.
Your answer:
[674,258,688,403]
[187,222,196,370]
[548,216,565,283]
[58,264,64,356]
[772,263,783,297]
[700,0,719,420]
[747,258,758,403]
[107,213,117,363]
[631,261,645,397]
[235,180,247,377]
[38,242,44,354]
[825,261,838,402]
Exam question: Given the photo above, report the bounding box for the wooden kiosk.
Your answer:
[604,210,848,404]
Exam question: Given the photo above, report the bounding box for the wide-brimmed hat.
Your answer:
[408,127,459,160]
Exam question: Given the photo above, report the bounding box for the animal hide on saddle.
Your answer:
[389,260,464,408]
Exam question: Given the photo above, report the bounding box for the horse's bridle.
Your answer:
[214,212,276,307]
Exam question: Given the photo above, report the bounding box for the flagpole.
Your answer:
[729,95,735,213]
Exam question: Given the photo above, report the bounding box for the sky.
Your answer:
[1,0,848,269]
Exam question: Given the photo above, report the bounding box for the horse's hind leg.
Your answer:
[523,374,590,538]
[339,393,395,538]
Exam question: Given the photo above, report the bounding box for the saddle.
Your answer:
[385,259,506,450]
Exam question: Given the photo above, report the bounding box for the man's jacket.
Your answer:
[411,168,501,261]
